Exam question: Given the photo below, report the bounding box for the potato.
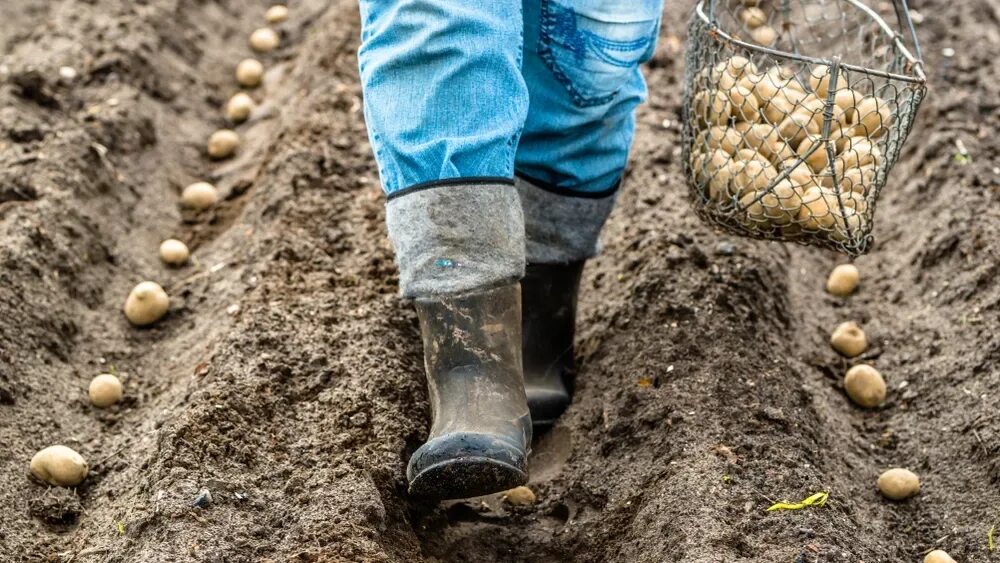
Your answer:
[30,445,88,487]
[735,123,784,161]
[728,86,760,122]
[265,4,289,23]
[504,485,536,505]
[766,66,804,91]
[694,90,733,126]
[733,158,778,196]
[702,126,742,154]
[848,96,892,138]
[807,65,847,98]
[830,321,867,357]
[838,165,875,194]
[159,239,190,266]
[826,263,859,296]
[740,0,760,6]
[712,56,758,83]
[249,27,280,53]
[207,129,240,159]
[743,180,800,225]
[89,373,123,408]
[692,148,729,184]
[124,281,169,327]
[741,72,776,105]
[235,58,264,88]
[750,25,777,46]
[778,111,820,147]
[797,187,837,230]
[836,137,880,167]
[830,208,866,243]
[844,364,885,407]
[733,148,762,162]
[717,68,739,91]
[709,160,741,202]
[226,92,255,123]
[740,7,767,27]
[878,468,919,500]
[796,96,837,132]
[840,191,869,214]
[796,135,831,173]
[924,550,956,563]
[181,182,219,210]
[762,96,795,126]
[781,159,817,189]
[692,148,740,203]
[833,88,863,114]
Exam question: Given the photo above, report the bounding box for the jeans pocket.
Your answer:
[538,0,661,108]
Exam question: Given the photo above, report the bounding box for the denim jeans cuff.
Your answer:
[515,174,618,264]
[386,181,526,299]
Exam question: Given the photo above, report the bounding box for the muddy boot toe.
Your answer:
[407,432,528,499]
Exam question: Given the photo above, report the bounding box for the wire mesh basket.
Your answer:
[682,0,927,256]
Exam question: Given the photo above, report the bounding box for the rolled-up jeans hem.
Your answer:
[515,174,618,264]
[386,180,526,299]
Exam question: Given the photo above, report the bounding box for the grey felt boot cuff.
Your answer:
[386,183,526,299]
[515,176,618,264]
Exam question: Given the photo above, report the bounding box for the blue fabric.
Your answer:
[358,0,663,196]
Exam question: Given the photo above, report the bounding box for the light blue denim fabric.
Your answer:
[358,0,663,196]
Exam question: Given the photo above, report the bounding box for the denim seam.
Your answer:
[386,177,515,201]
[514,171,620,199]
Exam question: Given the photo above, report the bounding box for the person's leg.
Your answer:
[516,0,664,427]
[358,0,532,499]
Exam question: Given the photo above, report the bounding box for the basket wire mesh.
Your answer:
[682,0,927,256]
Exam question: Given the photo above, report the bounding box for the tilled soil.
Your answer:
[1,0,998,561]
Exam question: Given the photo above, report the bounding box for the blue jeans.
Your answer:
[358,0,663,196]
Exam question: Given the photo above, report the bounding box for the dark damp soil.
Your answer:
[1,0,998,562]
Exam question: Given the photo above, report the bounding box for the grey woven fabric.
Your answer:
[386,184,525,299]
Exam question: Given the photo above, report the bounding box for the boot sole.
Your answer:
[409,456,528,500]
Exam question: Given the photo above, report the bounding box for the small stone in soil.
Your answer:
[192,488,213,507]
[715,241,736,255]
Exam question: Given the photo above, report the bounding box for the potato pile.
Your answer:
[689,54,892,244]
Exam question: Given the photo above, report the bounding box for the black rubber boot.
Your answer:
[407,283,532,500]
[521,261,584,429]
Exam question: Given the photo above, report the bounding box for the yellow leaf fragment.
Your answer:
[766,491,829,512]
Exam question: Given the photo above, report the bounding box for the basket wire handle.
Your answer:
[704,0,924,66]
[891,0,924,63]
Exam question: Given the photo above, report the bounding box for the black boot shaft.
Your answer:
[521,262,584,427]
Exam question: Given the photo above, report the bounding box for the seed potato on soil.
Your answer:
[843,364,886,408]
[249,27,280,52]
[924,550,957,563]
[827,263,860,296]
[124,281,169,326]
[878,468,920,500]
[266,5,289,23]
[831,321,868,357]
[235,58,264,87]
[30,446,88,487]
[207,129,240,159]
[226,92,255,123]
[159,239,190,266]
[180,181,219,210]
[88,374,123,408]
[504,486,536,506]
